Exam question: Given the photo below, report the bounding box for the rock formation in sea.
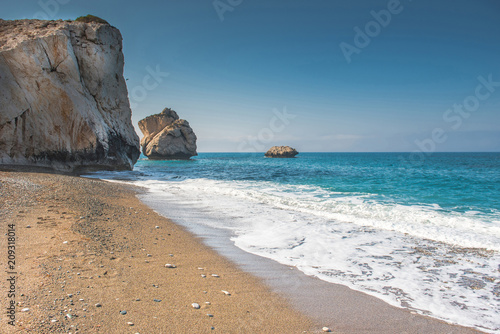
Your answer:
[138,108,197,160]
[0,19,140,172]
[265,146,299,158]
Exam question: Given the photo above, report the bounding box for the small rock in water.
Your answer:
[192,303,201,309]
[165,263,176,268]
[221,290,231,296]
[322,327,332,332]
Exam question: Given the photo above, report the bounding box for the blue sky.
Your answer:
[2,0,500,152]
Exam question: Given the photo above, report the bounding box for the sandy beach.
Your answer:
[0,171,314,333]
[0,171,484,333]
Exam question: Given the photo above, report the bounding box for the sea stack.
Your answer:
[265,146,298,158]
[138,108,197,160]
[0,18,140,172]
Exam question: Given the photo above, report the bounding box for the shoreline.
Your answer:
[0,170,485,333]
[139,192,485,334]
[0,171,314,333]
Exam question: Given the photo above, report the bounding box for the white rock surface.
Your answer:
[0,19,140,171]
[138,108,197,160]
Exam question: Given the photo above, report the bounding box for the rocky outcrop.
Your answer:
[138,108,197,160]
[265,146,298,158]
[0,19,140,172]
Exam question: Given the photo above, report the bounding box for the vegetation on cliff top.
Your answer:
[75,15,109,24]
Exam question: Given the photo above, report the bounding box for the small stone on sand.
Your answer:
[192,303,201,309]
[120,310,127,315]
[95,303,102,307]
[165,264,176,268]
[221,290,231,295]
[322,327,332,332]
[21,308,30,312]
[127,322,134,326]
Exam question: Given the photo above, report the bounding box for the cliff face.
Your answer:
[138,108,197,160]
[0,19,140,171]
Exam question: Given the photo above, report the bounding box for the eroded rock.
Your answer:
[138,108,197,160]
[0,19,140,172]
[265,146,298,158]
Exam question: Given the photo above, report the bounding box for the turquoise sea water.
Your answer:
[92,152,500,332]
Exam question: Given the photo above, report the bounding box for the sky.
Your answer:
[2,0,500,152]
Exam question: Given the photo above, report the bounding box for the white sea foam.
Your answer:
[95,175,500,333]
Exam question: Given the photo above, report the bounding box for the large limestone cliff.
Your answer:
[138,108,197,160]
[0,19,140,171]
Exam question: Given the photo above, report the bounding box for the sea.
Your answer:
[89,152,500,333]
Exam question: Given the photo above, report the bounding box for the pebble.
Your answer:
[192,303,201,309]
[221,290,231,295]
[26,225,31,228]
[120,310,127,315]
[95,303,102,307]
[63,241,68,244]
[51,319,58,323]
[127,322,134,326]
[147,254,152,257]
[211,274,220,278]
[66,314,72,319]
[322,327,332,332]
[207,314,214,317]
[21,308,30,312]
[155,226,160,229]
[205,302,211,305]
[165,264,176,268]
[201,274,206,278]
[154,299,162,302]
